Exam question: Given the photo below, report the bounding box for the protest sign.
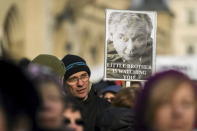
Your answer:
[104,9,157,81]
[156,56,197,80]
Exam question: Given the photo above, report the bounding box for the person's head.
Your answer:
[103,92,116,103]
[108,12,153,62]
[101,85,121,103]
[63,97,84,131]
[130,81,143,91]
[92,80,116,97]
[31,54,66,84]
[62,54,91,99]
[28,65,64,130]
[0,60,40,131]
[112,87,139,108]
[135,70,197,131]
[18,57,31,69]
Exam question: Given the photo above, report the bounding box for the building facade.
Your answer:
[1,0,196,81]
[170,0,197,55]
[131,0,174,55]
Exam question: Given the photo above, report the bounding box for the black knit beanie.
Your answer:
[62,54,91,81]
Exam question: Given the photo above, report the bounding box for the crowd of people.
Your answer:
[0,53,197,131]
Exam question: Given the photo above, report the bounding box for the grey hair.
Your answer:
[108,12,153,39]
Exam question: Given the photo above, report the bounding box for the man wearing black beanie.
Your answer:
[62,54,110,131]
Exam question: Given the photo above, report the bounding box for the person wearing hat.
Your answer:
[62,54,110,131]
[31,54,66,85]
[100,85,121,103]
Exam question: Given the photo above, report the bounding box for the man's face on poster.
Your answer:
[110,14,152,62]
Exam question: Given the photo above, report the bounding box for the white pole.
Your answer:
[125,81,130,88]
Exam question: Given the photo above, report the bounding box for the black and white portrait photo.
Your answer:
[104,9,157,81]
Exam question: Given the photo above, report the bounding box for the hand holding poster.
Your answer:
[104,9,157,81]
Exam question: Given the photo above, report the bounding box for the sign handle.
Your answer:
[125,81,130,88]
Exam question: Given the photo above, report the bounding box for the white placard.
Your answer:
[104,9,157,81]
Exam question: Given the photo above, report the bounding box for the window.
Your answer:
[90,46,97,60]
[65,42,73,52]
[186,44,195,55]
[187,9,195,25]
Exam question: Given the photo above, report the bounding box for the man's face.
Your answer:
[112,20,149,61]
[66,71,90,99]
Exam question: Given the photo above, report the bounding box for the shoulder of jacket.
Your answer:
[96,96,110,107]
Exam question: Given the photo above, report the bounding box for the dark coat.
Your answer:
[71,88,110,131]
[98,107,135,131]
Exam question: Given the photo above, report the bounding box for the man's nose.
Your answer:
[77,78,84,87]
[124,39,133,54]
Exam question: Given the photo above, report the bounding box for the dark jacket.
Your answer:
[72,87,110,131]
[98,107,135,131]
